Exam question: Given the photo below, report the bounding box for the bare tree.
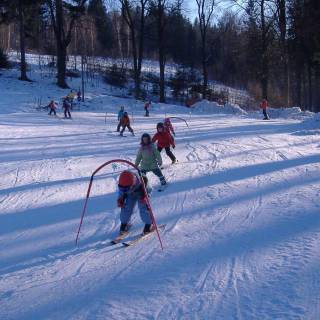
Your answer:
[119,0,149,99]
[275,0,289,105]
[46,0,87,88]
[195,0,215,96]
[0,0,37,81]
[153,0,168,102]
[232,0,276,100]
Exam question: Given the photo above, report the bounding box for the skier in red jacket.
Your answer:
[164,117,175,136]
[152,122,177,164]
[119,112,135,136]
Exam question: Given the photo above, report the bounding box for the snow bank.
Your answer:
[191,99,247,115]
[295,111,320,135]
[267,106,313,120]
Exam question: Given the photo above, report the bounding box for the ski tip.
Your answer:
[122,242,131,247]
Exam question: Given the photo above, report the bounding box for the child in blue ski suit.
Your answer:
[117,170,153,235]
[117,106,125,132]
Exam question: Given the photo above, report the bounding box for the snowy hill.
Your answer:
[0,66,320,320]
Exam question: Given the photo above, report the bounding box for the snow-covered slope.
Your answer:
[0,67,320,320]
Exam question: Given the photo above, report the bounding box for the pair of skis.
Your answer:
[110,224,166,247]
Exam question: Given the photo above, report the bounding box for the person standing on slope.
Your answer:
[117,170,154,235]
[119,112,134,136]
[152,122,177,164]
[261,98,270,120]
[164,117,175,136]
[48,100,58,116]
[144,100,151,117]
[63,97,72,119]
[135,133,167,186]
[117,106,125,132]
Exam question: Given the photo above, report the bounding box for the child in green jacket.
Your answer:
[135,133,167,186]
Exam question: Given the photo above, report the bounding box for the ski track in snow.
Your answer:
[0,91,320,319]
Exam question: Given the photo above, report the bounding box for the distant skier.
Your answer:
[144,100,151,117]
[117,106,125,132]
[119,112,134,136]
[164,117,175,136]
[135,133,167,186]
[77,90,81,102]
[48,100,58,116]
[117,170,154,235]
[63,97,72,119]
[261,98,270,120]
[152,122,177,164]
[67,90,76,109]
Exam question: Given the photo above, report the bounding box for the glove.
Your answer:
[172,145,175,149]
[117,197,125,208]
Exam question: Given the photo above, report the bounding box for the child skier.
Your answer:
[261,98,270,120]
[164,117,175,136]
[144,100,151,117]
[152,122,176,164]
[48,100,58,116]
[117,106,125,132]
[77,90,81,102]
[135,133,167,186]
[63,97,72,119]
[119,112,134,136]
[117,170,154,235]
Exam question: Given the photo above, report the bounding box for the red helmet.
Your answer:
[119,171,137,187]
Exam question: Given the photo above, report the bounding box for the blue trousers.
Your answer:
[120,193,152,225]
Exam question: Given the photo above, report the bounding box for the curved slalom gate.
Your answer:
[167,117,189,128]
[75,159,164,250]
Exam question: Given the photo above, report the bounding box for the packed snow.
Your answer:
[0,66,319,320]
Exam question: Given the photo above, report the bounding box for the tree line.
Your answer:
[0,0,319,111]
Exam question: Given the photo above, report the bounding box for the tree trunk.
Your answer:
[295,61,302,108]
[307,60,313,111]
[201,33,208,97]
[157,5,166,103]
[159,48,165,102]
[18,0,29,81]
[57,43,68,88]
[55,0,68,88]
[260,0,269,99]
[314,65,320,112]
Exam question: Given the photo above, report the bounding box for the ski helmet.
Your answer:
[119,171,137,187]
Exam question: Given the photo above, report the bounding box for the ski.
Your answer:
[110,231,129,245]
[122,224,166,247]
[158,184,168,192]
[161,160,179,170]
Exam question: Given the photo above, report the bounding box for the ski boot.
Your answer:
[119,223,130,235]
[143,224,153,235]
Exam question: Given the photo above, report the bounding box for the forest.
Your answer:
[0,0,319,111]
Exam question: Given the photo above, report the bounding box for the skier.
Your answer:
[261,98,270,120]
[164,117,176,136]
[63,97,72,119]
[119,112,134,136]
[117,106,125,132]
[144,100,151,117]
[77,90,81,102]
[135,133,167,186]
[67,90,76,109]
[117,170,154,235]
[48,100,58,116]
[152,122,177,164]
